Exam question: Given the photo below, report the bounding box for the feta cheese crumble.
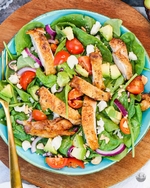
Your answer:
[129,52,137,61]
[90,21,101,35]
[67,55,78,69]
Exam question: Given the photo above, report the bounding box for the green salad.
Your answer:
[0,13,149,169]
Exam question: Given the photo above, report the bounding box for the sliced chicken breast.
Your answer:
[38,87,81,125]
[89,51,105,90]
[23,117,75,138]
[82,96,99,150]
[26,28,56,75]
[109,38,128,58]
[109,38,133,80]
[70,76,110,101]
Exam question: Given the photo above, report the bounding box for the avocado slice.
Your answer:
[44,138,57,154]
[110,64,121,79]
[0,84,13,98]
[100,24,113,41]
[101,63,110,78]
[105,106,122,124]
[75,64,89,77]
[28,85,39,101]
[71,147,86,160]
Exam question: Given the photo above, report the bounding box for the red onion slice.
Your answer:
[114,99,128,117]
[67,146,75,157]
[24,48,42,66]
[45,25,56,40]
[8,60,17,70]
[96,143,126,156]
[31,136,42,153]
[17,67,36,76]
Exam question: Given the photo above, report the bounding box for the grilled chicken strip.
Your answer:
[82,96,99,150]
[23,118,75,138]
[38,87,81,125]
[109,38,133,80]
[70,76,110,101]
[26,28,56,75]
[89,52,105,90]
[140,93,150,111]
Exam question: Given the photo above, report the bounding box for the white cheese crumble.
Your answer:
[8,73,19,84]
[16,83,22,89]
[51,135,62,150]
[14,104,26,113]
[97,118,104,134]
[97,100,107,112]
[53,112,60,119]
[51,84,57,94]
[100,134,110,144]
[34,62,40,68]
[113,129,123,139]
[86,44,95,56]
[129,52,137,61]
[67,55,78,69]
[21,49,28,58]
[36,143,44,150]
[22,140,31,151]
[91,156,102,165]
[90,21,101,35]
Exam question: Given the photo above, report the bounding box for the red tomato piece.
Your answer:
[126,75,144,94]
[68,88,83,100]
[66,38,84,55]
[68,99,83,109]
[46,157,68,169]
[120,117,130,135]
[32,109,47,121]
[78,56,92,75]
[19,71,36,90]
[54,50,70,66]
[66,158,85,168]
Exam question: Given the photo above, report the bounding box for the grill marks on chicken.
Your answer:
[26,28,56,75]
[70,76,110,101]
[89,52,105,90]
[23,118,75,138]
[82,96,99,150]
[38,87,81,125]
[109,38,133,80]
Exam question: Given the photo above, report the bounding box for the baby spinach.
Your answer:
[51,14,96,33]
[121,32,145,75]
[36,68,57,88]
[15,21,44,55]
[72,27,112,62]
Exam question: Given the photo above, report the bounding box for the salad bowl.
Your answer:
[0,9,150,176]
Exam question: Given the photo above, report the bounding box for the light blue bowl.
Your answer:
[0,9,150,175]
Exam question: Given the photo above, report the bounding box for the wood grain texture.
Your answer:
[0,0,150,187]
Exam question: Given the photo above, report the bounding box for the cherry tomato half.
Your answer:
[68,88,83,100]
[126,75,144,94]
[54,50,70,66]
[68,99,83,109]
[120,117,130,135]
[66,158,85,168]
[66,38,84,55]
[32,109,47,121]
[46,157,68,169]
[78,56,92,75]
[20,71,36,90]
[68,88,83,109]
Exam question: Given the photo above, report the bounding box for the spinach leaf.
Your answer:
[51,14,96,33]
[104,19,122,37]
[17,56,35,69]
[36,68,57,88]
[72,27,112,62]
[15,21,44,55]
[120,32,145,74]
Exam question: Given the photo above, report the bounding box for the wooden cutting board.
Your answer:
[0,0,150,187]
